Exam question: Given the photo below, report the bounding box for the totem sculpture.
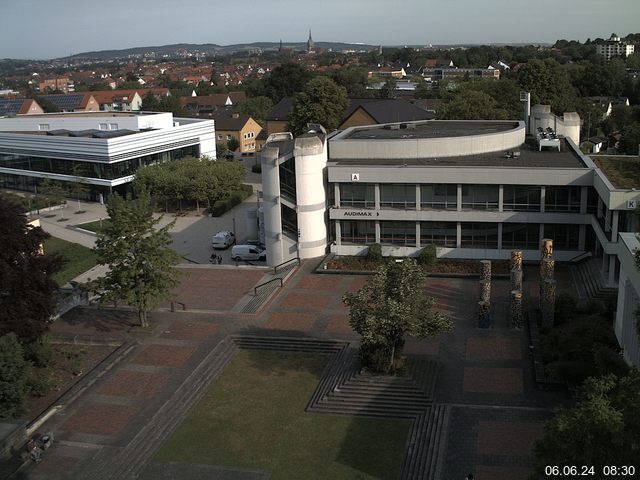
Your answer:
[539,239,556,327]
[510,250,523,292]
[510,290,523,329]
[478,260,492,327]
[478,301,491,329]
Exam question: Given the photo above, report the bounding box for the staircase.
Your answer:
[570,258,617,301]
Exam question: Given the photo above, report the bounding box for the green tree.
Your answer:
[619,123,640,155]
[532,370,640,476]
[287,76,348,135]
[88,191,181,327]
[234,96,274,126]
[517,58,577,114]
[0,194,63,342]
[262,63,312,102]
[227,136,240,152]
[331,66,372,98]
[343,259,453,373]
[39,177,68,219]
[437,90,509,120]
[70,166,90,213]
[0,334,28,418]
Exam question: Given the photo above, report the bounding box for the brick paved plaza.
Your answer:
[23,261,571,479]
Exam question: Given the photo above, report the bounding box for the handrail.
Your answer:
[274,256,300,274]
[254,277,283,295]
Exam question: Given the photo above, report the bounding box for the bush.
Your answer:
[23,334,53,367]
[0,334,28,418]
[209,184,253,217]
[367,243,383,262]
[594,346,630,377]
[555,293,577,325]
[251,163,262,173]
[417,244,437,268]
[25,371,51,397]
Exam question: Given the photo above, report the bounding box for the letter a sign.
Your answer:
[351,173,360,182]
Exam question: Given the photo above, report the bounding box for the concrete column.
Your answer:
[605,207,611,232]
[612,210,619,240]
[374,183,380,210]
[510,290,523,329]
[415,222,421,248]
[540,186,546,213]
[375,221,380,244]
[335,220,341,246]
[579,224,586,251]
[334,183,340,207]
[580,186,588,214]
[415,184,421,211]
[498,185,504,212]
[597,197,603,219]
[497,223,503,250]
[457,184,462,211]
[456,222,462,248]
[539,224,545,244]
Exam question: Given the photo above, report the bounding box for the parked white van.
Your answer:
[231,245,266,261]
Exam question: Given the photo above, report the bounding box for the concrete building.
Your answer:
[259,113,640,366]
[595,34,635,61]
[0,111,215,200]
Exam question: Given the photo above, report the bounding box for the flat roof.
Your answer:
[592,155,640,189]
[330,137,587,168]
[344,120,519,140]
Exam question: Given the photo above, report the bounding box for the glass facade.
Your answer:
[461,223,499,248]
[281,204,298,239]
[543,224,580,250]
[0,145,199,181]
[279,158,296,201]
[503,186,541,211]
[502,223,539,249]
[462,185,499,210]
[340,220,375,244]
[340,183,375,209]
[420,222,457,247]
[545,186,581,212]
[380,184,416,209]
[420,184,457,210]
[380,221,416,246]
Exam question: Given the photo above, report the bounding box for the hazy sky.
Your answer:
[2,0,639,59]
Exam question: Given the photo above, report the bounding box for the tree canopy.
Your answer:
[260,63,312,103]
[343,259,453,373]
[0,194,62,343]
[88,191,181,327]
[533,369,640,475]
[287,76,348,135]
[516,58,578,114]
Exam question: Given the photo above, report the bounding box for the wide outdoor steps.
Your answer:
[233,335,346,354]
[570,258,617,301]
[401,404,450,480]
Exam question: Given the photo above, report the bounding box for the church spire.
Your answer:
[307,29,314,53]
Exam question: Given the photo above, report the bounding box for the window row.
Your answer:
[0,145,200,180]
[337,184,590,213]
[340,221,580,250]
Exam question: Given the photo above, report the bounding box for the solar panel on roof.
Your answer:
[39,94,84,110]
[0,99,24,116]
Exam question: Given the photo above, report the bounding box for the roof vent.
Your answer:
[384,124,400,130]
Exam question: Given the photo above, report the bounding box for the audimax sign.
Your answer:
[340,211,380,217]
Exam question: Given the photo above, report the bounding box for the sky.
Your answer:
[1,0,639,59]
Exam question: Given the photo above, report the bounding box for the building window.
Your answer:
[99,123,108,130]
[503,186,541,211]
[420,184,457,210]
[380,184,416,209]
[420,222,456,247]
[502,223,539,249]
[543,224,579,250]
[38,124,50,131]
[226,134,232,141]
[279,158,297,200]
[217,134,222,140]
[109,123,118,130]
[545,186,581,212]
[281,204,298,239]
[587,187,598,214]
[340,220,375,244]
[380,221,416,246]
[461,222,499,249]
[340,183,375,209]
[462,185,499,210]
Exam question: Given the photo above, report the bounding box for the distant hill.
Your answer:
[60,41,381,60]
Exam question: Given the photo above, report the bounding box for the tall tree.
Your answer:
[262,63,312,102]
[517,58,577,114]
[533,370,640,476]
[234,96,274,126]
[287,76,348,135]
[0,334,28,419]
[89,191,181,327]
[437,90,509,120]
[0,194,63,342]
[343,259,453,373]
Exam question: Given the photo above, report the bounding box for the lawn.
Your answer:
[76,219,110,234]
[593,155,640,189]
[156,350,411,479]
[44,236,99,285]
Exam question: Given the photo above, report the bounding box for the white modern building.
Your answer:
[259,110,640,366]
[595,34,635,61]
[0,111,216,200]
